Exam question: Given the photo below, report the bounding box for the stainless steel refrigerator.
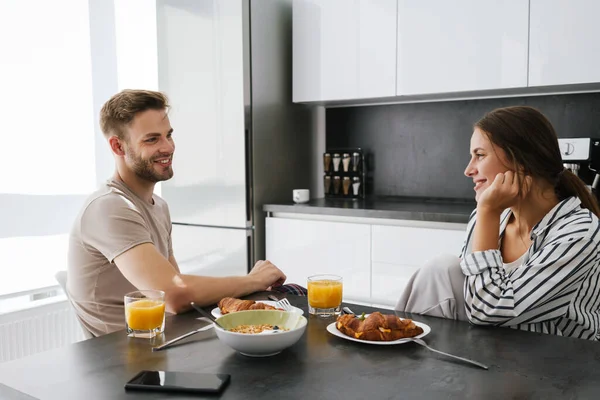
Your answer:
[156,0,314,276]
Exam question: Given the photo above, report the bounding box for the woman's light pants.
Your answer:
[395,254,467,321]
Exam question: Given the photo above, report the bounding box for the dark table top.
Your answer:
[264,196,476,224]
[0,294,599,400]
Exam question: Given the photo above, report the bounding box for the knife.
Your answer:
[190,302,226,329]
[152,324,214,352]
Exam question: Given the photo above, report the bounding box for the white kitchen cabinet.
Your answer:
[529,0,600,86]
[293,0,397,102]
[266,216,468,306]
[265,217,371,301]
[371,224,465,266]
[396,0,529,95]
[371,262,420,307]
[371,224,466,305]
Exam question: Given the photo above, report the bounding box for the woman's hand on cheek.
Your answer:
[477,171,532,214]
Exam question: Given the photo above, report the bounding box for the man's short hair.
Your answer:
[99,89,170,140]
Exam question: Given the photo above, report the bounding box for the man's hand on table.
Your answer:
[248,260,287,292]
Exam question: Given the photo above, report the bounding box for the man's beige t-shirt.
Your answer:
[67,179,173,337]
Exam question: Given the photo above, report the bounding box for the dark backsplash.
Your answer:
[326,93,600,200]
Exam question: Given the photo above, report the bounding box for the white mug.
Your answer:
[293,189,310,203]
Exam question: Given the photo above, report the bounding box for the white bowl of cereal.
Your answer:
[214,310,307,357]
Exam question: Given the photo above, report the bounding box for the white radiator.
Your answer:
[0,299,85,363]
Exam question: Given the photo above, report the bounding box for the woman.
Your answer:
[396,106,600,340]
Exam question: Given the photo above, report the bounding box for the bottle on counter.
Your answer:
[323,153,331,172]
[352,152,361,172]
[333,176,341,194]
[342,176,351,195]
[352,176,361,196]
[324,175,331,194]
[342,153,351,172]
[332,153,341,172]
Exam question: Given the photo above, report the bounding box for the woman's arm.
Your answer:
[459,209,477,258]
[472,208,502,253]
[461,216,599,326]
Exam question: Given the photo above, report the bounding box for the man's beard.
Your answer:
[126,150,173,183]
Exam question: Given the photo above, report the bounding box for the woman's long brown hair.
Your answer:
[475,106,600,218]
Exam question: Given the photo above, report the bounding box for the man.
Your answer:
[67,89,286,337]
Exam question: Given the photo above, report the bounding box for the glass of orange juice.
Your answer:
[307,274,343,317]
[124,290,166,338]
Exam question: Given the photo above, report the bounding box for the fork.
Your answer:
[406,337,488,370]
[276,298,293,311]
[343,306,488,370]
[267,295,292,311]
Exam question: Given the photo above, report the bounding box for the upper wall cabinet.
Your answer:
[396,0,529,96]
[529,0,600,86]
[293,0,397,102]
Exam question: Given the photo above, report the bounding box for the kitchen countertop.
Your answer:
[264,196,476,224]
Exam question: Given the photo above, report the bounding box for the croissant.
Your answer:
[336,312,423,341]
[218,297,278,314]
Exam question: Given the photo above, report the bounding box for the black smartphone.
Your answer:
[125,370,230,394]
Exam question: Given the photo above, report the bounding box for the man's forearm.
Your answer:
[114,243,265,314]
[472,208,502,253]
[165,274,259,314]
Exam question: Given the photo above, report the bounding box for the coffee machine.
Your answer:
[558,138,600,199]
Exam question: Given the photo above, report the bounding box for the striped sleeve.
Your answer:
[461,214,600,326]
[459,209,477,258]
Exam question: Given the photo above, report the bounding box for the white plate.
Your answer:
[326,315,431,345]
[211,300,304,319]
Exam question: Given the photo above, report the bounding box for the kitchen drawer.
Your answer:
[372,224,465,266]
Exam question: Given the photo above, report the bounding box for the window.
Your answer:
[0,0,157,309]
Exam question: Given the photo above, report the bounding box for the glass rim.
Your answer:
[124,289,165,299]
[307,274,342,282]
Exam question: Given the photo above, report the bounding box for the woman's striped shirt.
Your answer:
[460,196,600,340]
